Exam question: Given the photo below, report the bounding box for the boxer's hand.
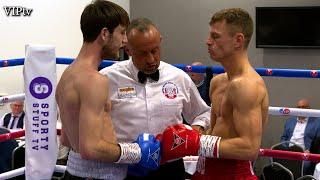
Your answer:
[136,133,161,170]
[160,124,201,162]
[160,124,222,162]
[191,125,204,134]
[116,133,160,170]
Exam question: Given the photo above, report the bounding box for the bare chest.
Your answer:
[211,85,232,119]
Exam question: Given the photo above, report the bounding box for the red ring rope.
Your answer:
[1,130,319,162]
[0,130,25,142]
[259,148,320,162]
[0,129,61,142]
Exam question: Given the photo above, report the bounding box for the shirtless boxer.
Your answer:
[159,8,269,179]
[56,1,160,179]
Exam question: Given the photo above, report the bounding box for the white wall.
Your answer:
[0,0,130,115]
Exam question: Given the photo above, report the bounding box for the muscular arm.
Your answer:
[206,75,221,134]
[78,75,120,162]
[219,79,267,161]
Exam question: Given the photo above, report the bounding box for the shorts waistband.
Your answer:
[204,158,255,176]
[66,150,127,179]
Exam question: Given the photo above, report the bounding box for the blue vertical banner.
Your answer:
[24,45,58,179]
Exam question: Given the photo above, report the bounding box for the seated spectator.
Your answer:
[0,127,18,173]
[280,98,320,175]
[188,61,211,106]
[0,101,25,130]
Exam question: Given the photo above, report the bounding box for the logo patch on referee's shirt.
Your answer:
[162,82,178,99]
[117,86,137,99]
[171,133,185,150]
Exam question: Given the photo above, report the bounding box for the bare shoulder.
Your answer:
[228,74,267,105]
[78,72,109,95]
[82,72,108,86]
[58,66,108,89]
[210,73,228,90]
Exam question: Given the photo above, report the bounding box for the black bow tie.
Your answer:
[138,70,159,83]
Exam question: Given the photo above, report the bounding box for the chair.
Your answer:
[296,175,317,180]
[271,141,304,179]
[11,142,65,180]
[262,162,294,180]
[308,137,320,174]
[11,142,25,169]
[11,142,25,180]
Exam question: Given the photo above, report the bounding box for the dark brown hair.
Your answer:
[80,0,129,42]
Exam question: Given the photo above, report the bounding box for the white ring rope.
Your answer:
[0,167,25,179]
[269,106,320,117]
[0,165,66,179]
[0,93,25,104]
[1,93,320,117]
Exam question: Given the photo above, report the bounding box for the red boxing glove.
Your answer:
[159,124,201,162]
[159,124,221,163]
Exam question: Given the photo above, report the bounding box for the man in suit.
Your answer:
[0,101,25,130]
[280,98,320,175]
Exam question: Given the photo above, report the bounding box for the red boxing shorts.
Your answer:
[192,158,258,180]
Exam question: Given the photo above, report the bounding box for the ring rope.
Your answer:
[1,58,319,78]
[259,149,320,163]
[0,129,61,142]
[0,165,66,179]
[0,130,25,142]
[2,93,320,117]
[0,93,25,104]
[269,106,320,117]
[1,129,320,163]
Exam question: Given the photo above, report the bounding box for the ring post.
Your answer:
[24,45,58,179]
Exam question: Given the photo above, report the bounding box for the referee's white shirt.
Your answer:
[100,59,211,142]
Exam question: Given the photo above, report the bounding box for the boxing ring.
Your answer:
[1,55,320,179]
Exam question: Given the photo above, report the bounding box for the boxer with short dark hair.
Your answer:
[159,8,269,179]
[56,1,160,179]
